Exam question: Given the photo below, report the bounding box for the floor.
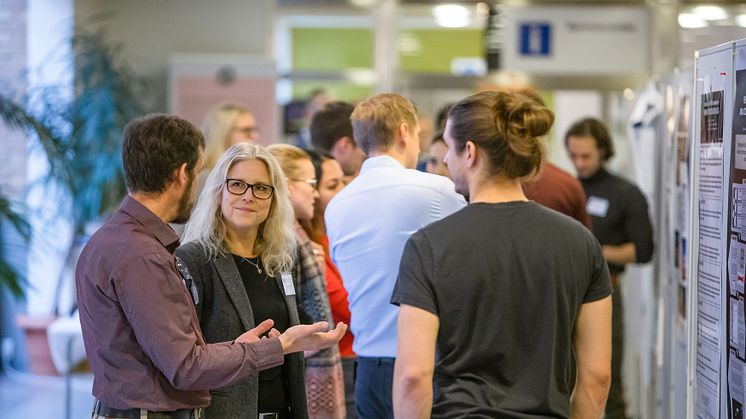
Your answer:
[0,371,94,418]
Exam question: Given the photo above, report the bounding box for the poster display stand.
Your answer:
[689,40,739,419]
[725,41,746,419]
[655,68,692,419]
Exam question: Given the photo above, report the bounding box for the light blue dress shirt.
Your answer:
[325,155,466,357]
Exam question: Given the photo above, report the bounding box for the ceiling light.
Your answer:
[349,0,378,8]
[433,4,471,28]
[678,13,708,29]
[623,88,635,101]
[736,14,746,27]
[692,5,728,21]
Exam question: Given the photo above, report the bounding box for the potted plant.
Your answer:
[0,26,151,374]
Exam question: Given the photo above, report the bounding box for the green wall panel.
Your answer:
[292,28,373,70]
[399,29,483,74]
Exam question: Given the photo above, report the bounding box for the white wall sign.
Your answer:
[502,5,649,75]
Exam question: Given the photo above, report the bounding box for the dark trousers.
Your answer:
[606,281,628,419]
[355,357,394,419]
[343,356,358,419]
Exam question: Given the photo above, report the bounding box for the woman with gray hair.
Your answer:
[177,142,310,419]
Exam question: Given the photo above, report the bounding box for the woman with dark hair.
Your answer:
[268,144,347,419]
[301,149,357,418]
[424,131,451,178]
[392,90,613,419]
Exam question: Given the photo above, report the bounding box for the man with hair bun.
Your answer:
[515,88,592,228]
[392,91,612,418]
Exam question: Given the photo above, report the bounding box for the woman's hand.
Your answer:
[310,241,325,268]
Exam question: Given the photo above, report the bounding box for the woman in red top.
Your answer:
[302,149,357,418]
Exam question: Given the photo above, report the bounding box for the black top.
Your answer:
[232,255,290,413]
[579,168,654,274]
[391,201,611,419]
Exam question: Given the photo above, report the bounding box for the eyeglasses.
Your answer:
[290,178,318,189]
[225,179,275,200]
[232,126,259,137]
[290,178,318,188]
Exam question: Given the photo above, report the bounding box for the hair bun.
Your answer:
[509,99,554,139]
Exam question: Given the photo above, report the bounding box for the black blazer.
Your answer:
[176,242,308,419]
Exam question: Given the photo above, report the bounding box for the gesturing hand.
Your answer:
[278,321,347,355]
[235,319,275,344]
[310,241,325,268]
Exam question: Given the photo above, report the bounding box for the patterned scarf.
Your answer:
[294,222,346,419]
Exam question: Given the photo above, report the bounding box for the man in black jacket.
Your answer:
[565,117,654,419]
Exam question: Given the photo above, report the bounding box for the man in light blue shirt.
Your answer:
[325,93,466,419]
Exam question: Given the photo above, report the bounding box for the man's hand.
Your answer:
[278,321,347,355]
[235,319,275,344]
[602,243,636,266]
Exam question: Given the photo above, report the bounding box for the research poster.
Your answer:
[678,93,691,325]
[727,44,746,419]
[695,44,733,419]
[697,87,725,419]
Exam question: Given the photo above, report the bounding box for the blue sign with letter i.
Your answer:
[519,23,551,56]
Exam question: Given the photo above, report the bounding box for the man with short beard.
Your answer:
[76,114,346,418]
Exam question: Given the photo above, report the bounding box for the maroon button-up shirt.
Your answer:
[76,196,284,411]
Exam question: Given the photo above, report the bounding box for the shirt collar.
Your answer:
[360,155,404,173]
[119,195,181,253]
[581,167,610,185]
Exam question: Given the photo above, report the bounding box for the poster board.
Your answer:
[657,69,692,419]
[691,42,734,419]
[725,40,746,419]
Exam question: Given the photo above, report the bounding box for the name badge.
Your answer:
[586,196,610,218]
[281,272,296,296]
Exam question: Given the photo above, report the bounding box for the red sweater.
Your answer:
[321,235,355,357]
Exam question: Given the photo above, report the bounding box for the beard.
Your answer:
[452,172,469,198]
[171,174,195,224]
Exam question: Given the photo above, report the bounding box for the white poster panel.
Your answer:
[726,41,746,419]
[658,71,692,419]
[693,43,734,419]
[502,5,649,75]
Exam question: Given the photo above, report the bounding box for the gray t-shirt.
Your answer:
[391,201,611,419]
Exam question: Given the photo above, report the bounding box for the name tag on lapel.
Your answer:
[586,196,610,218]
[281,272,296,296]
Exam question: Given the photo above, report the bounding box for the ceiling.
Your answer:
[278,0,746,5]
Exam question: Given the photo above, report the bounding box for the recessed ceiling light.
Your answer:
[736,14,746,27]
[692,5,728,21]
[623,88,635,101]
[678,13,708,29]
[433,4,471,28]
[349,0,377,8]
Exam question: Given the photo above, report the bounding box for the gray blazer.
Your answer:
[176,242,308,419]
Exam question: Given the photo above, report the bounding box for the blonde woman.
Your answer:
[268,144,347,419]
[177,142,309,419]
[201,101,260,171]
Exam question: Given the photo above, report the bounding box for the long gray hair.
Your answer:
[183,142,296,277]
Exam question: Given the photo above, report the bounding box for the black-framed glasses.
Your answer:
[225,179,274,200]
[232,126,259,137]
[290,178,318,188]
